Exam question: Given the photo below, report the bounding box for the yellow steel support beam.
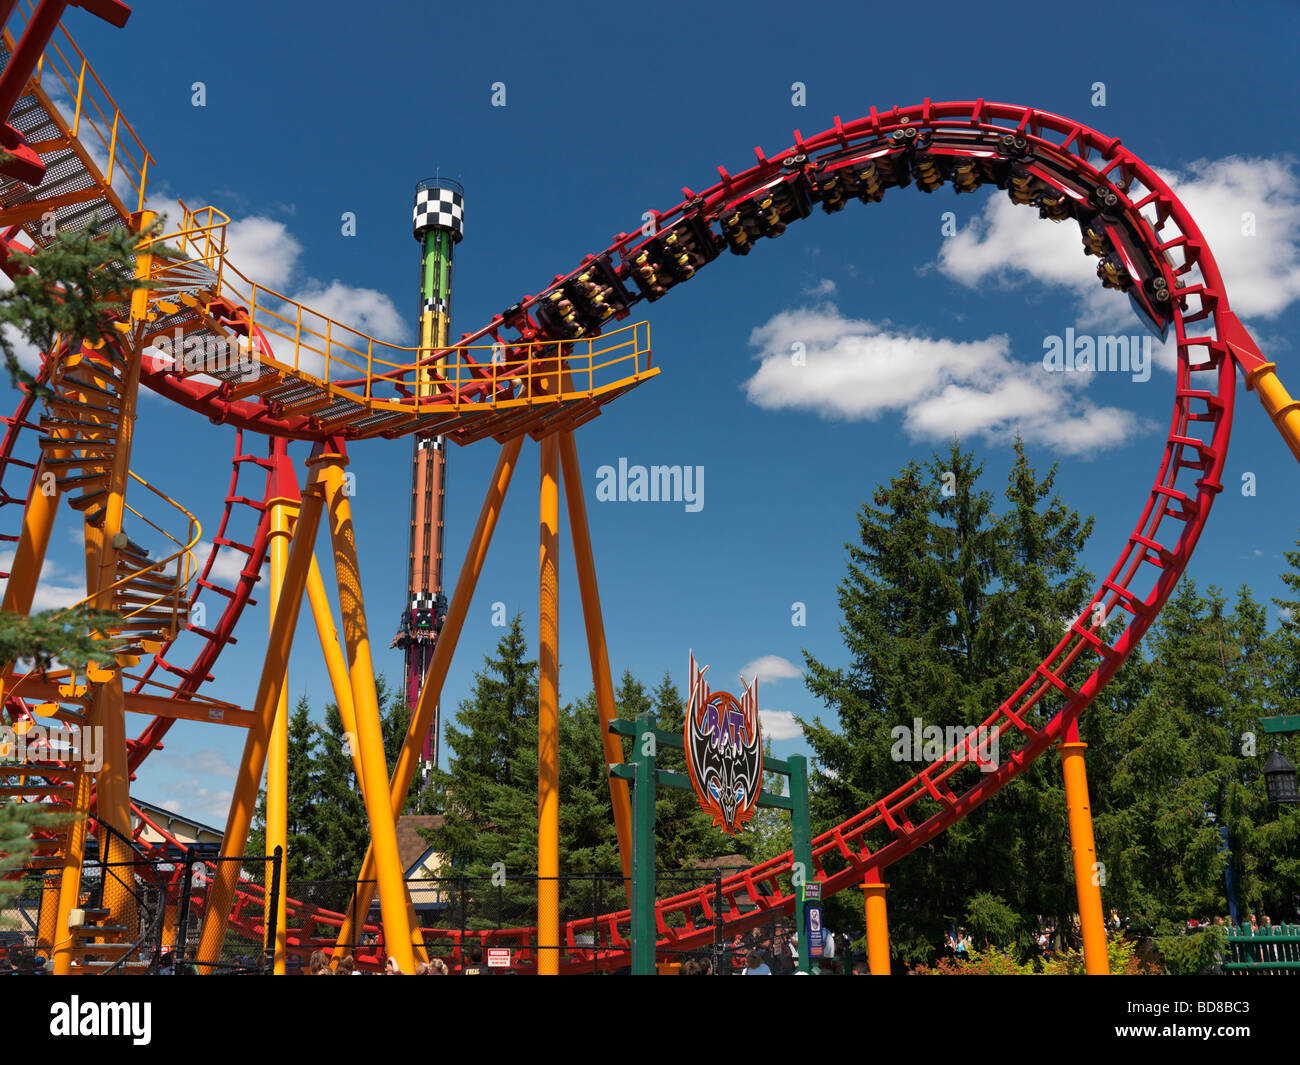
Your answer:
[1245,362,1300,466]
[0,451,62,713]
[538,432,560,975]
[304,553,428,965]
[50,770,92,975]
[1,672,250,726]
[36,872,60,957]
[0,460,61,616]
[558,430,631,889]
[195,477,325,972]
[88,322,147,949]
[334,437,522,958]
[862,873,891,975]
[264,494,297,974]
[316,447,416,974]
[1062,721,1109,974]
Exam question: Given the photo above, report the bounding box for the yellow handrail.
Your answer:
[6,1,155,214]
[1,468,202,705]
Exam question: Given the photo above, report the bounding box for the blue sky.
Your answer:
[5,0,1300,826]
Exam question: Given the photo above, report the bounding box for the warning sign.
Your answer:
[487,948,511,969]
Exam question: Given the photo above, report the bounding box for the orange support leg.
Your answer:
[195,480,325,972]
[316,447,416,974]
[334,437,522,958]
[538,433,560,975]
[304,553,428,965]
[1062,719,1109,974]
[862,871,891,975]
[558,430,632,888]
[264,495,297,974]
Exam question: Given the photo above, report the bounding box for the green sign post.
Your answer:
[609,712,816,974]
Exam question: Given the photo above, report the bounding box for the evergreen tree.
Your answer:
[1092,581,1239,932]
[245,695,327,884]
[798,440,1101,962]
[428,614,536,869]
[311,700,369,887]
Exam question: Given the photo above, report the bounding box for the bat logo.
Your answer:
[685,651,763,835]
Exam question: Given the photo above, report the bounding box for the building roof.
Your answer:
[688,853,749,871]
[132,796,224,844]
[396,814,444,874]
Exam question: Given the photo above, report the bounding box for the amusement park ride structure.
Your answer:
[2,1,1300,975]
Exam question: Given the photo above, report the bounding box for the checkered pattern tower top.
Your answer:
[413,177,464,242]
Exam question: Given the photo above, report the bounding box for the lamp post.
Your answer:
[1263,749,1299,805]
[1261,714,1300,808]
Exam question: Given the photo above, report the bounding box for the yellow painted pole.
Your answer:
[333,437,522,957]
[1062,720,1109,974]
[46,362,102,973]
[50,769,92,975]
[557,430,632,888]
[315,448,417,974]
[1245,363,1300,466]
[89,330,146,944]
[195,481,324,972]
[0,459,61,615]
[862,872,891,975]
[0,452,61,709]
[36,873,60,957]
[538,432,560,975]
[264,494,297,974]
[304,555,428,965]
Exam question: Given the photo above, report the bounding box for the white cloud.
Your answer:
[288,280,408,343]
[169,748,239,779]
[223,216,303,291]
[758,709,802,741]
[193,540,257,586]
[152,783,233,828]
[739,654,802,686]
[936,154,1300,332]
[268,281,408,380]
[743,304,1148,455]
[0,552,85,611]
[804,278,837,296]
[2,322,44,375]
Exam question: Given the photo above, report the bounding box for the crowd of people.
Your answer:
[306,944,494,974]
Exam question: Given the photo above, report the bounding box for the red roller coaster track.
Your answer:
[4,94,1273,971]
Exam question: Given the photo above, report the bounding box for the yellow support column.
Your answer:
[557,431,632,889]
[316,446,417,974]
[304,555,428,965]
[862,871,891,975]
[265,494,297,974]
[89,334,145,946]
[50,770,92,975]
[1245,363,1300,465]
[333,438,521,958]
[36,873,60,957]
[0,453,61,618]
[538,433,560,975]
[196,480,324,972]
[1062,720,1109,974]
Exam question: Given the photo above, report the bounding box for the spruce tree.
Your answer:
[244,695,327,885]
[798,440,1103,962]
